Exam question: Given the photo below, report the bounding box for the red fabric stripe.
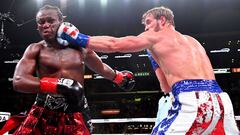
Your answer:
[0,115,26,135]
[211,94,225,135]
[187,92,214,135]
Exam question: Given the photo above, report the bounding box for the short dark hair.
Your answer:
[142,6,175,27]
[37,5,64,21]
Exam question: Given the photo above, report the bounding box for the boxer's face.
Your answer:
[144,14,158,31]
[36,9,63,41]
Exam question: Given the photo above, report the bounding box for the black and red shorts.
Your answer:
[13,105,90,135]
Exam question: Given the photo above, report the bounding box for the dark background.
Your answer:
[0,0,240,127]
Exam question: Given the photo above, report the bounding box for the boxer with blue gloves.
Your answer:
[56,6,239,134]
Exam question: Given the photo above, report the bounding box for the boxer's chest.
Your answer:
[38,48,84,71]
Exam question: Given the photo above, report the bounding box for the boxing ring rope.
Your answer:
[92,116,240,123]
[236,116,240,121]
[92,118,156,123]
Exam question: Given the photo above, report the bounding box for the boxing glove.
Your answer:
[40,77,84,106]
[57,22,89,48]
[113,70,135,91]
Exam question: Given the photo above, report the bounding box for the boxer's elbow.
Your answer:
[12,75,23,92]
[12,75,35,93]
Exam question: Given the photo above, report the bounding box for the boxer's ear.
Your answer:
[159,16,167,25]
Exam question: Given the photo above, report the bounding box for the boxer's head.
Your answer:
[142,6,175,32]
[36,5,64,42]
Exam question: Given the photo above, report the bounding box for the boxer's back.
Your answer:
[152,29,215,87]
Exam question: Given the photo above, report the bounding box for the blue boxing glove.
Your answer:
[57,22,89,48]
[147,50,159,70]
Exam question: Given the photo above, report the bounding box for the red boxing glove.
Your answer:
[40,77,84,106]
[113,70,135,91]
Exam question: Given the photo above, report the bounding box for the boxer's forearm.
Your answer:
[13,75,40,93]
[88,36,121,53]
[101,63,116,80]
[89,35,146,53]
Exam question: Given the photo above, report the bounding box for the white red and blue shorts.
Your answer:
[151,79,239,135]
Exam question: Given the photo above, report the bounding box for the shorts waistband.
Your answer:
[171,79,222,96]
[34,93,69,112]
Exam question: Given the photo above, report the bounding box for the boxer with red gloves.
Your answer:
[0,5,136,135]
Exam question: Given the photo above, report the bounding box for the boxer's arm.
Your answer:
[84,49,116,80]
[88,34,154,53]
[57,22,155,53]
[13,44,41,93]
[84,49,135,91]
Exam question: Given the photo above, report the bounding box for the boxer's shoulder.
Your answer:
[23,41,45,56]
[26,41,44,48]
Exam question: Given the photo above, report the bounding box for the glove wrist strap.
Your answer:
[113,71,123,84]
[147,50,159,70]
[76,33,89,48]
[40,77,58,93]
